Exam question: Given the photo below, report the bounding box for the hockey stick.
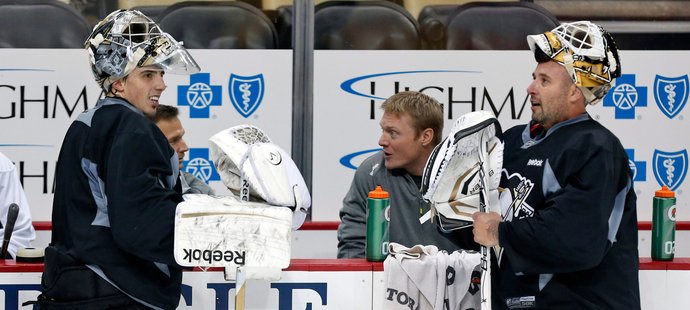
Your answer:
[235,267,247,310]
[477,133,492,310]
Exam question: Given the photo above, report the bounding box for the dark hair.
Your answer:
[153,104,179,123]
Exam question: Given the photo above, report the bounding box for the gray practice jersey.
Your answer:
[338,151,478,258]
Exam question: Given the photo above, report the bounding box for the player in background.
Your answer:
[0,151,35,259]
[472,21,640,309]
[338,91,478,258]
[154,104,215,196]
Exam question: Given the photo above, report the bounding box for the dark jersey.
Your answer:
[494,114,640,309]
[50,97,182,309]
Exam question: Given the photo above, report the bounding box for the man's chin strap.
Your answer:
[580,86,600,105]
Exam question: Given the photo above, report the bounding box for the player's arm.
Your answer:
[105,130,181,266]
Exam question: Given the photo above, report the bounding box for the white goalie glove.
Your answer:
[420,110,504,231]
[209,125,311,229]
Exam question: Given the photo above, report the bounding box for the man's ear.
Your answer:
[420,128,434,146]
[569,84,585,106]
[111,79,125,94]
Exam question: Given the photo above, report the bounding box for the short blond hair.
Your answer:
[381,91,443,144]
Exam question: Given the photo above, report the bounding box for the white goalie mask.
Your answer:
[421,111,504,231]
[527,21,621,104]
[209,125,311,229]
[85,9,200,92]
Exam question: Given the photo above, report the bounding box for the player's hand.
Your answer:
[472,212,501,247]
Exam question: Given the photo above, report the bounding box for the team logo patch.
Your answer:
[267,148,282,165]
[500,171,535,222]
[229,73,265,118]
[653,149,688,191]
[654,75,688,119]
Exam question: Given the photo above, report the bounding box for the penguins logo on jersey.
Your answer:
[497,170,537,264]
[500,170,536,222]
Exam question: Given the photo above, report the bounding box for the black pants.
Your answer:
[31,294,152,310]
[27,246,152,310]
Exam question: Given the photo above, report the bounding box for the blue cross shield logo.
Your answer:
[229,73,264,118]
[603,74,648,119]
[654,75,688,119]
[178,73,222,118]
[653,149,688,191]
[183,148,220,184]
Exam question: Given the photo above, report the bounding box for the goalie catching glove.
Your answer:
[209,125,311,229]
[420,111,504,231]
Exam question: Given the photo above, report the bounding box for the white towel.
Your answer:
[445,250,482,310]
[383,243,481,310]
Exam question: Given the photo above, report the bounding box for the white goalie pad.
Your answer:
[174,194,293,268]
[209,125,311,229]
[421,111,504,231]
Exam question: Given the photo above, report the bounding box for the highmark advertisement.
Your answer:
[0,49,688,225]
[311,50,688,223]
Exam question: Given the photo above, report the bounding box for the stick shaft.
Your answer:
[235,267,246,310]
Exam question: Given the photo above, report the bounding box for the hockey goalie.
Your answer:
[173,125,311,270]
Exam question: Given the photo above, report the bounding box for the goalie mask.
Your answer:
[85,9,200,92]
[527,21,621,104]
[421,111,503,231]
[209,125,311,229]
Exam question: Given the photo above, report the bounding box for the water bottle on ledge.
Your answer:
[651,186,676,261]
[366,185,390,262]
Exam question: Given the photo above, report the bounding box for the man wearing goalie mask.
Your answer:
[472,21,640,309]
[37,10,199,309]
[338,91,479,258]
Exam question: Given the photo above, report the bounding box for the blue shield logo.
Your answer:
[653,149,688,191]
[654,75,688,119]
[229,74,264,118]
